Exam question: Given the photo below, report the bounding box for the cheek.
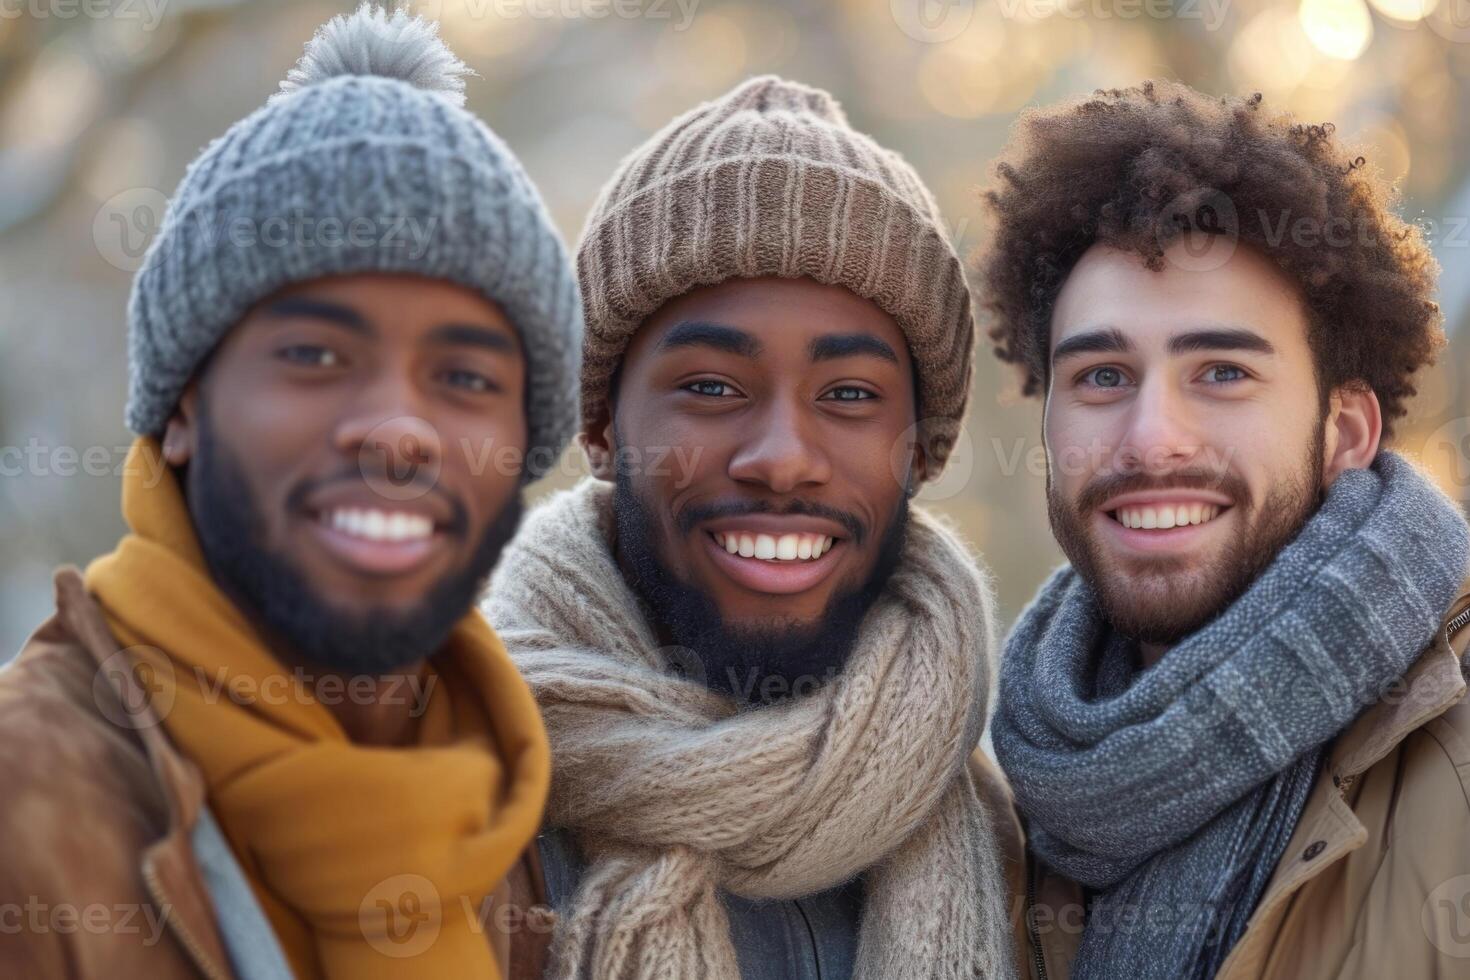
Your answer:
[1044,410,1100,495]
[442,417,525,512]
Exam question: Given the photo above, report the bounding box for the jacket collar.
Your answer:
[53,566,236,980]
[1329,578,1470,781]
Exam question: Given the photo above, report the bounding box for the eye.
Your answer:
[820,386,876,402]
[684,380,737,397]
[1081,366,1129,389]
[276,344,341,368]
[440,368,498,393]
[1204,364,1247,384]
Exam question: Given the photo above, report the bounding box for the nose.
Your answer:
[332,373,445,495]
[726,395,833,494]
[1115,375,1207,477]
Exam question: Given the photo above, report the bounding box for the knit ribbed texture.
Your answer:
[992,451,1470,979]
[125,4,581,477]
[575,75,973,476]
[482,478,1015,978]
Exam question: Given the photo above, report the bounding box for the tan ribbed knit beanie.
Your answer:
[576,75,974,477]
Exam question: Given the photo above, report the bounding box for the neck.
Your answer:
[320,660,431,746]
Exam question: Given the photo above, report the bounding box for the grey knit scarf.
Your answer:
[992,452,1470,979]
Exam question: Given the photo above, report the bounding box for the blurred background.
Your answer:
[3,0,1470,659]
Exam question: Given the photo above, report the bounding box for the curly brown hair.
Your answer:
[976,79,1442,440]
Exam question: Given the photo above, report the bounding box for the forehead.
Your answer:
[627,276,911,365]
[1050,242,1310,353]
[253,273,518,339]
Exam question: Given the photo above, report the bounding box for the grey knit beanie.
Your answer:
[576,75,973,476]
[125,3,581,478]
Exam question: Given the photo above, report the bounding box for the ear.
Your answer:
[1322,384,1382,486]
[580,407,617,482]
[909,438,931,493]
[161,383,202,467]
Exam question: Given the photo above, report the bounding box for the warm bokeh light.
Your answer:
[1299,0,1374,59]
[1366,0,1438,22]
[1,0,1469,653]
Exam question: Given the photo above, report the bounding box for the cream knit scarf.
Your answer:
[483,478,1015,979]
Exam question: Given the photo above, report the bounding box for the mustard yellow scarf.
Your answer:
[85,438,549,979]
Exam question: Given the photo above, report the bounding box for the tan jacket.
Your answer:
[1017,581,1470,980]
[0,568,525,979]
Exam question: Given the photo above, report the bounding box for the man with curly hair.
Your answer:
[982,80,1470,979]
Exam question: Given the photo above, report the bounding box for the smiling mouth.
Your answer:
[712,531,836,562]
[304,504,453,577]
[1107,502,1229,530]
[315,506,441,542]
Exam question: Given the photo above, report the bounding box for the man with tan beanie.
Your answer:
[484,76,1018,979]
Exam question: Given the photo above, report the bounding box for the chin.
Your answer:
[1097,568,1228,643]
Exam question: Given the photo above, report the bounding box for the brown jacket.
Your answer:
[0,568,526,979]
[1016,581,1470,980]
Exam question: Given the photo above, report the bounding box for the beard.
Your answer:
[613,470,909,705]
[1047,423,1325,646]
[183,404,524,674]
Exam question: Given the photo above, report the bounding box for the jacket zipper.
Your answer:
[1448,605,1470,641]
[142,860,229,980]
[1025,858,1049,980]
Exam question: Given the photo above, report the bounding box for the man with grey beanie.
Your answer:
[0,5,577,979]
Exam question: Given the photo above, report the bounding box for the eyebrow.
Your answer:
[262,299,516,354]
[809,333,899,364]
[1167,328,1276,357]
[657,321,762,358]
[263,297,372,335]
[1051,327,1132,365]
[426,323,518,355]
[1052,325,1278,365]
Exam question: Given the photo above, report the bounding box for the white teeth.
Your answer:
[715,531,835,562]
[325,507,433,543]
[1114,503,1226,530]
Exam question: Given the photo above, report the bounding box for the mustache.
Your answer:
[1074,469,1251,515]
[284,467,469,537]
[676,498,868,546]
